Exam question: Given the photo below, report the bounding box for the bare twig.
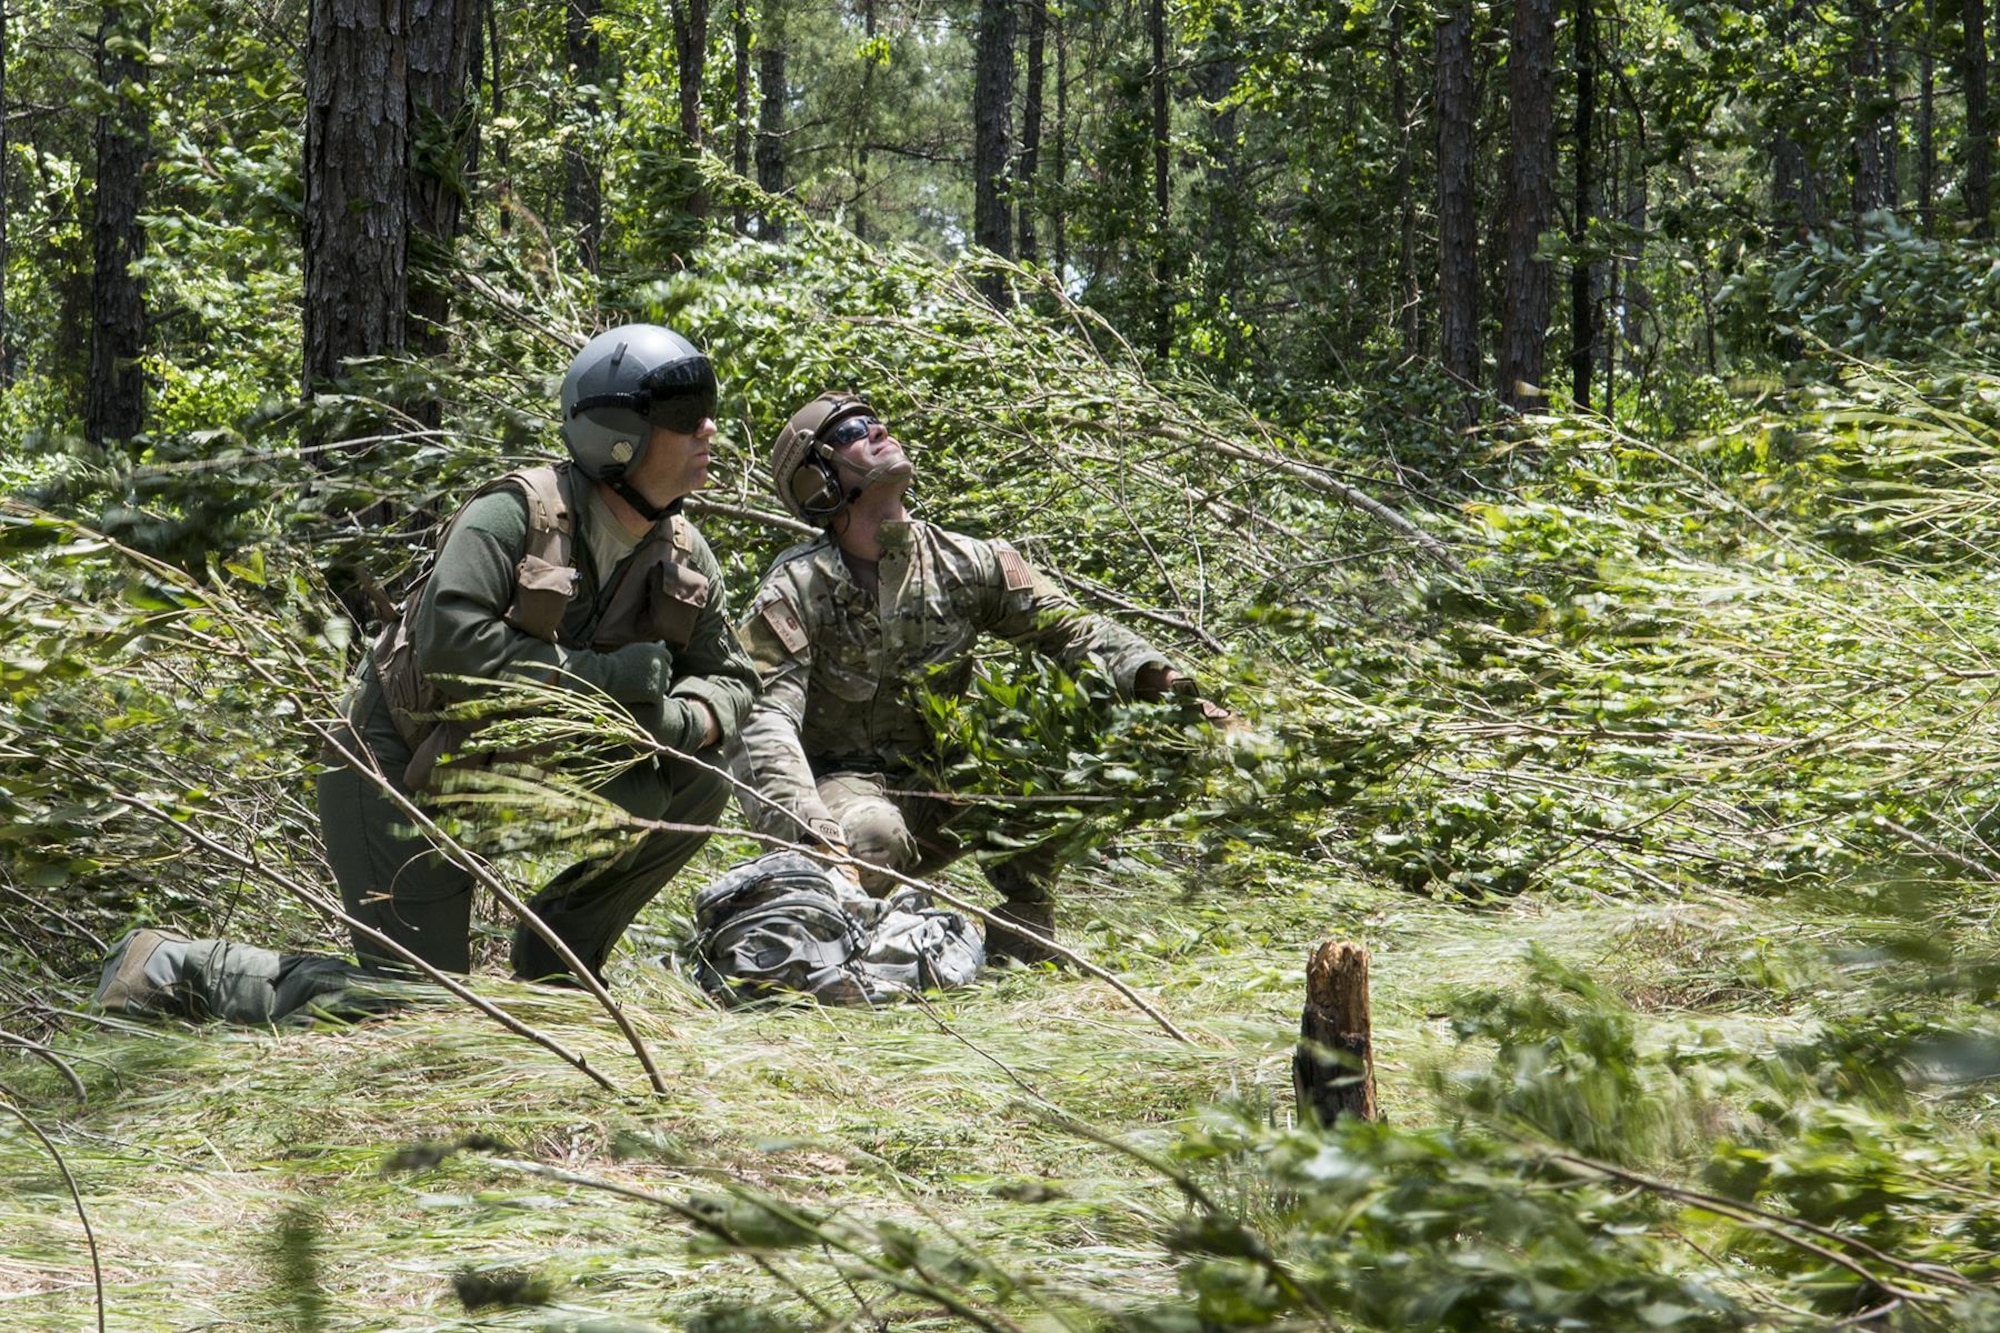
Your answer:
[100,788,623,1096]
[1545,1151,1972,1301]
[0,1099,105,1333]
[0,1030,87,1105]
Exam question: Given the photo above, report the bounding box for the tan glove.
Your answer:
[1137,662,1237,728]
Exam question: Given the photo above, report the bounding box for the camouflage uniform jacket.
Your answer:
[733,519,1169,846]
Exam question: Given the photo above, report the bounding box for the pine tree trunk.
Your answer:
[1499,0,1555,410]
[1920,0,1936,235]
[1392,0,1420,358]
[1052,4,1067,280]
[566,0,603,267]
[675,0,709,218]
[1201,41,1239,339]
[405,0,482,360]
[483,0,512,235]
[1017,0,1046,265]
[304,0,408,402]
[1435,0,1479,409]
[756,17,787,240]
[855,0,875,243]
[974,0,1017,305]
[0,2,10,387]
[87,2,148,447]
[1149,0,1169,355]
[733,0,750,235]
[1570,0,1596,411]
[1968,0,1991,236]
[1850,0,1888,218]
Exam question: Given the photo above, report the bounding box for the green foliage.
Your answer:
[1756,219,2000,364]
[914,655,1219,870]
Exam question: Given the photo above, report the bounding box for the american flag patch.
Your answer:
[993,542,1035,593]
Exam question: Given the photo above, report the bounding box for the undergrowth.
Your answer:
[4,220,2000,1329]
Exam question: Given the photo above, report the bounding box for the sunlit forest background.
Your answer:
[7,0,2000,1328]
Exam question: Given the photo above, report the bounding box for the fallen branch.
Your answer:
[0,1029,87,1105]
[0,1099,105,1333]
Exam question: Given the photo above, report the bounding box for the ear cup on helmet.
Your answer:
[787,439,849,518]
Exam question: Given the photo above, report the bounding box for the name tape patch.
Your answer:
[759,593,810,654]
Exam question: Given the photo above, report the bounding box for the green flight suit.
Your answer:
[731,520,1170,900]
[320,469,759,984]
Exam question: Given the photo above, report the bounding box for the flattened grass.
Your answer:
[1,846,1862,1333]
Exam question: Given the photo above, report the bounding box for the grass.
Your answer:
[9,362,2000,1328]
[0,845,1863,1332]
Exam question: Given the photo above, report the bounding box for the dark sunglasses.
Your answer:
[822,415,883,448]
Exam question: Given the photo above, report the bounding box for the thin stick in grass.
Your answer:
[0,1099,105,1333]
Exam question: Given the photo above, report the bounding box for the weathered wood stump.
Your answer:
[1292,940,1378,1126]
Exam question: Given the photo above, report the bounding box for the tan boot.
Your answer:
[94,929,194,1017]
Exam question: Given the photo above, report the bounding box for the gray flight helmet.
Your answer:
[559,324,718,480]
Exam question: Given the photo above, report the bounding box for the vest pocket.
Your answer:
[506,554,577,640]
[640,561,710,648]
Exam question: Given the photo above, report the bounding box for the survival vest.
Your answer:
[365,463,704,788]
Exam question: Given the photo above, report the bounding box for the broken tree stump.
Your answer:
[1293,940,1378,1126]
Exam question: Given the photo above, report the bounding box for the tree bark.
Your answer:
[1435,0,1479,411]
[973,0,1018,305]
[1392,0,1420,358]
[304,0,409,403]
[1017,0,1047,264]
[1052,3,1067,279]
[1149,0,1170,355]
[87,2,150,448]
[733,0,751,235]
[1849,0,1888,218]
[1203,48,1239,312]
[1969,0,1991,236]
[1499,0,1555,411]
[1570,0,1597,411]
[855,0,876,243]
[1919,0,1936,235]
[304,0,480,420]
[0,1,10,387]
[674,0,709,218]
[1293,941,1378,1127]
[566,0,603,267]
[405,0,483,359]
[483,0,511,235]
[756,8,787,240]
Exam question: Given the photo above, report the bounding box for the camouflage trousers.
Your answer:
[815,770,1059,903]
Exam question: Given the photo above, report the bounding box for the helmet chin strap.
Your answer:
[854,457,915,489]
[609,476,683,522]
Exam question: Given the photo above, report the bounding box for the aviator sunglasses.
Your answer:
[822,415,884,448]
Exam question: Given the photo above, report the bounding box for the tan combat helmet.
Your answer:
[769,391,900,525]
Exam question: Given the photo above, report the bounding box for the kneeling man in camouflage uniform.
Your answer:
[97,325,758,1022]
[731,391,1200,963]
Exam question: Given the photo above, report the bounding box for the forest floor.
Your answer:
[0,844,1835,1333]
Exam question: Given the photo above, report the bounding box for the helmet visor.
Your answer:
[640,357,719,435]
